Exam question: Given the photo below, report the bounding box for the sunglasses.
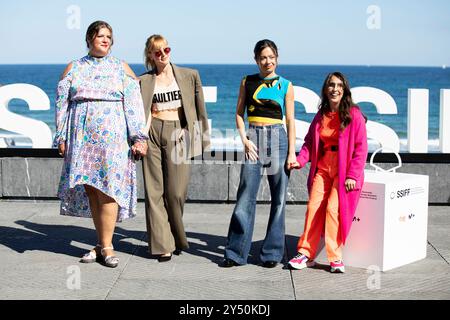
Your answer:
[154,47,171,58]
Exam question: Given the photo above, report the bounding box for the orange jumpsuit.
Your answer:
[297,111,342,262]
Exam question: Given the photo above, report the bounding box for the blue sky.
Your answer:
[0,0,449,66]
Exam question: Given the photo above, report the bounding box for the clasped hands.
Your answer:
[131,141,148,160]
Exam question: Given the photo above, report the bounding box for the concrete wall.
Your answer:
[1,157,449,204]
[1,158,62,197]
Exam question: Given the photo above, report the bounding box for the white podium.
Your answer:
[316,151,429,271]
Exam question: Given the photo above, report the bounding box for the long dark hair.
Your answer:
[319,72,359,129]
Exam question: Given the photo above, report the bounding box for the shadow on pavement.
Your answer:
[0,221,304,270]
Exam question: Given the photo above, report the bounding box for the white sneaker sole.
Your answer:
[288,260,316,270]
[330,266,345,273]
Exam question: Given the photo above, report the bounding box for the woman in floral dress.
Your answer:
[53,21,148,268]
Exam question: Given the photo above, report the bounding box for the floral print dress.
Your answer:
[53,55,148,221]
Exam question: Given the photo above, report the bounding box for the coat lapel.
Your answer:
[140,72,156,120]
[172,63,188,106]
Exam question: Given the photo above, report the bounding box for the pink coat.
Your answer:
[296,106,368,244]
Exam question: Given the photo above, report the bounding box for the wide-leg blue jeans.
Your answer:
[224,124,289,265]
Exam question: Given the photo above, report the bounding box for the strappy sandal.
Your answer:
[80,244,101,263]
[100,246,119,268]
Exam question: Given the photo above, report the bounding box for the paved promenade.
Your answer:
[0,200,449,300]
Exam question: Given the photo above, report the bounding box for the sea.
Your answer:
[1,63,449,152]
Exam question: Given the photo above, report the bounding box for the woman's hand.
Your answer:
[345,178,356,192]
[286,153,299,170]
[288,161,301,170]
[58,142,66,157]
[132,141,148,159]
[177,128,188,142]
[244,138,258,161]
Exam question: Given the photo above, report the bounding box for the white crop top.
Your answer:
[152,78,182,111]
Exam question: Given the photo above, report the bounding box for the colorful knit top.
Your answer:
[243,74,291,124]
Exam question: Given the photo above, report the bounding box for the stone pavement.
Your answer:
[0,200,449,300]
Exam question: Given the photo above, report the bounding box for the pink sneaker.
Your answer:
[330,260,345,273]
[288,253,315,270]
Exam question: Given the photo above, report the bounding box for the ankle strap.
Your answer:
[101,246,114,251]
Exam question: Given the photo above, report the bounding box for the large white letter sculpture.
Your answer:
[0,84,449,153]
[0,84,52,148]
[440,89,450,153]
[293,86,400,153]
[351,87,399,153]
